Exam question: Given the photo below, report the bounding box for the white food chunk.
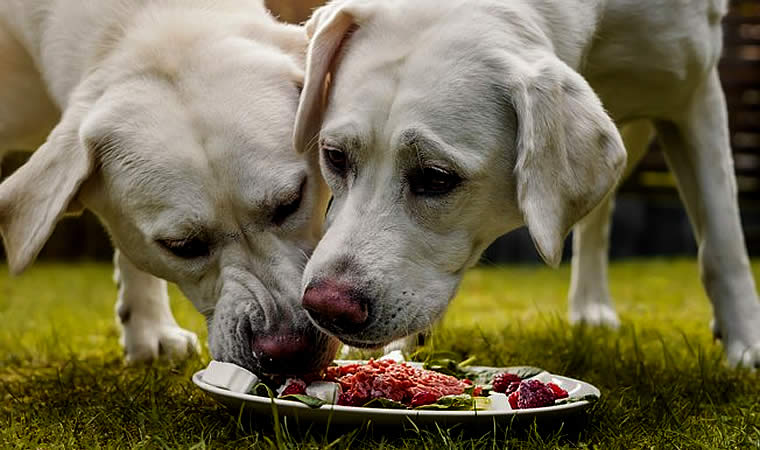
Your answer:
[378,350,405,363]
[202,361,259,393]
[305,381,342,404]
[488,392,512,411]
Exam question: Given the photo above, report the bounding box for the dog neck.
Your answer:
[483,0,606,71]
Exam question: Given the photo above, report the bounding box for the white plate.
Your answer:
[193,363,601,426]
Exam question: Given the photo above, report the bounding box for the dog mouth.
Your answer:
[208,306,340,377]
[304,311,391,350]
[331,332,390,350]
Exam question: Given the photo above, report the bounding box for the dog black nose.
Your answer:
[302,280,368,331]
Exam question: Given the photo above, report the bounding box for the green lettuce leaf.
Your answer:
[464,383,492,396]
[250,383,327,409]
[463,366,544,385]
[422,358,471,379]
[279,394,326,408]
[414,394,490,411]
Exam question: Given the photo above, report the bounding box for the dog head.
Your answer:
[0,7,339,374]
[293,0,626,348]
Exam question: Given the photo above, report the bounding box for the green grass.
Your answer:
[1,260,759,448]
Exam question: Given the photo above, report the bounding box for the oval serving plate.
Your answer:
[193,362,600,426]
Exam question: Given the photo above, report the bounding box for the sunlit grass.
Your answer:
[1,260,759,448]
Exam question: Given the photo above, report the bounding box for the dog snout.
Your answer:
[251,329,335,375]
[303,280,369,331]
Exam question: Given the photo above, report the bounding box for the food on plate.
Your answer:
[278,378,307,397]
[202,361,259,393]
[323,358,469,407]
[547,382,570,399]
[201,352,595,411]
[509,379,555,409]
[492,372,521,394]
[306,381,342,404]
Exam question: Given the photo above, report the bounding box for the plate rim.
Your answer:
[192,364,601,417]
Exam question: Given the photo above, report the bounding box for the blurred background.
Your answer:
[1,0,758,265]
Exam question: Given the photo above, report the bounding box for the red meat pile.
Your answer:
[325,359,468,407]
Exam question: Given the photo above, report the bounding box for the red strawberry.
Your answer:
[547,382,568,399]
[411,391,439,407]
[492,373,522,393]
[508,391,519,409]
[472,386,483,397]
[279,379,306,397]
[337,391,366,407]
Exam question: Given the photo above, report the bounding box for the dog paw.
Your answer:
[569,303,620,328]
[122,322,201,364]
[711,305,760,369]
[723,339,760,369]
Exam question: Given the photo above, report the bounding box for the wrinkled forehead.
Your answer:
[94,62,306,210]
[323,22,511,166]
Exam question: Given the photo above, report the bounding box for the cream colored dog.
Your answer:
[0,0,340,375]
[294,0,760,368]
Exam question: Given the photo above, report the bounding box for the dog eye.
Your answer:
[158,237,209,259]
[409,167,462,196]
[272,179,306,226]
[323,146,348,174]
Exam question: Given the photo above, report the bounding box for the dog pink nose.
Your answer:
[302,280,368,329]
[251,334,321,374]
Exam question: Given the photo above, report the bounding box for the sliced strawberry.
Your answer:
[547,382,569,399]
[410,391,439,407]
[508,391,519,409]
[279,379,306,396]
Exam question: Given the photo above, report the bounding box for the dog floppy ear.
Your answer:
[508,54,626,267]
[294,0,374,154]
[0,98,96,275]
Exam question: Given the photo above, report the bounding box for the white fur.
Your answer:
[295,0,760,368]
[0,0,339,372]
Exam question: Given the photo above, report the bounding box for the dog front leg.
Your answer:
[569,120,654,327]
[656,70,760,368]
[568,195,620,327]
[113,249,200,364]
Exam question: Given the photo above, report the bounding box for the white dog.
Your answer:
[0,0,340,375]
[293,0,760,368]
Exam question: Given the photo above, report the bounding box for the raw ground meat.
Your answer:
[325,359,468,407]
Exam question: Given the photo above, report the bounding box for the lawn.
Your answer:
[1,260,759,448]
